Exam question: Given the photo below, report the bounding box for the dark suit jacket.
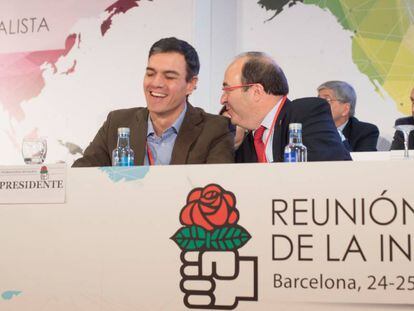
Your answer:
[72,104,234,167]
[342,116,379,151]
[390,116,414,150]
[235,97,351,163]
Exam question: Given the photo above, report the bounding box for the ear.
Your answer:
[186,76,198,95]
[342,102,351,117]
[251,83,265,100]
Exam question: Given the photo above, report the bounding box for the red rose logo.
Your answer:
[179,184,239,231]
[172,184,257,310]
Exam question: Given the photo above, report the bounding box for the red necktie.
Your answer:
[253,125,266,163]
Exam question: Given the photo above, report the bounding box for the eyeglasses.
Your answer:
[320,97,341,104]
[222,83,256,92]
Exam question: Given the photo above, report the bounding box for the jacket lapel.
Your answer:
[235,131,256,163]
[342,117,352,139]
[131,109,148,165]
[170,104,202,164]
[272,99,289,162]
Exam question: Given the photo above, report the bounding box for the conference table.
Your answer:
[351,150,414,161]
[0,156,413,310]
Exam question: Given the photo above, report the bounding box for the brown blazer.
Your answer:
[72,104,234,167]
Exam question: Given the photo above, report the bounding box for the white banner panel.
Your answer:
[0,161,412,310]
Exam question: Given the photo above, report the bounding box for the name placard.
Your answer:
[0,164,66,204]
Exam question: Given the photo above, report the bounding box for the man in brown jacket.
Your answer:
[73,37,233,167]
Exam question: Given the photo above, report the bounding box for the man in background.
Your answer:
[317,81,379,152]
[73,37,233,167]
[221,52,351,163]
[390,87,414,150]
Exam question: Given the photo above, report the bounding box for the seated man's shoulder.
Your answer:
[350,117,379,132]
[287,97,330,118]
[290,97,326,104]
[289,97,328,111]
[107,107,146,119]
[190,106,230,130]
[395,116,414,126]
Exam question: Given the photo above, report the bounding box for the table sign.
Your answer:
[0,164,66,204]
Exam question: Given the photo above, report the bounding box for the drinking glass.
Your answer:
[394,125,414,159]
[21,137,47,164]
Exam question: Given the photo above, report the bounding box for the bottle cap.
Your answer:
[118,127,130,135]
[289,123,302,130]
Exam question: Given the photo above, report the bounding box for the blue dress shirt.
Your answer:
[144,105,187,165]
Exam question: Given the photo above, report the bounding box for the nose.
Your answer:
[149,74,165,88]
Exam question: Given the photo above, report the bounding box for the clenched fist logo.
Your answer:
[171,184,258,309]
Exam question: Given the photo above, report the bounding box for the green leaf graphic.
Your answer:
[171,225,251,251]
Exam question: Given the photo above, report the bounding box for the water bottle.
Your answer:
[112,127,134,166]
[284,123,307,162]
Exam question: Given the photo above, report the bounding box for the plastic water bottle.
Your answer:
[284,123,307,162]
[112,127,134,166]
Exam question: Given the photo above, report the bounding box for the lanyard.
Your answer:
[146,142,154,165]
[260,95,288,162]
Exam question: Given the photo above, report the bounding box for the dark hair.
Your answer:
[239,51,289,96]
[148,37,200,82]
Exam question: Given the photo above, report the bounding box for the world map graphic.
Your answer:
[0,0,413,165]
[1,0,139,118]
[259,0,414,115]
[0,0,141,154]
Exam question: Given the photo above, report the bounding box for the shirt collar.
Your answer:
[260,97,284,130]
[337,119,349,132]
[147,103,187,137]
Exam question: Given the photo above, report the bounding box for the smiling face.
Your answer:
[144,52,197,122]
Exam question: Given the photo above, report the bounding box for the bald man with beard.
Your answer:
[220,51,351,163]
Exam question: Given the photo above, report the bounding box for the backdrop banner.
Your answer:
[2,1,413,165]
